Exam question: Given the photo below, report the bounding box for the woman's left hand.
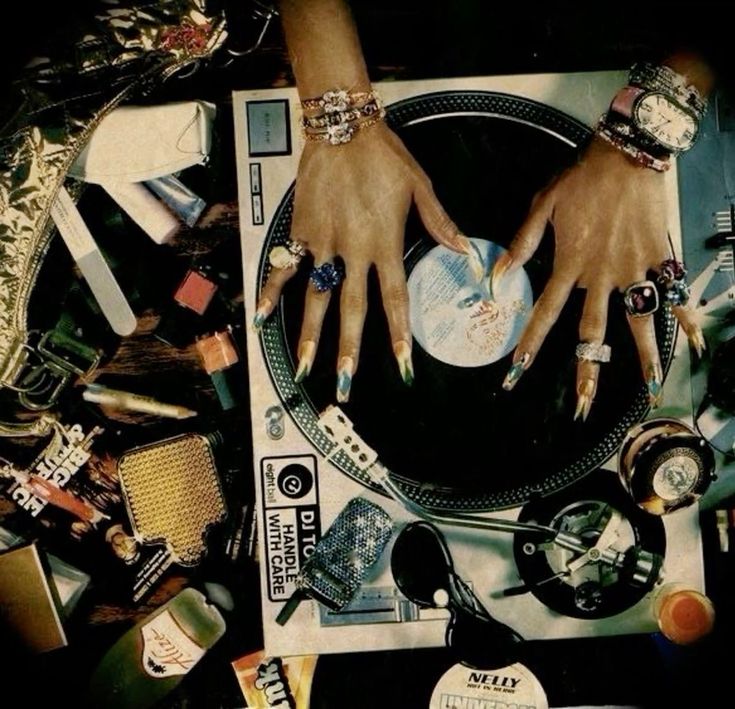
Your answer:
[493,137,704,419]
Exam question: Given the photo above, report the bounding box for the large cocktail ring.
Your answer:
[309,261,345,292]
[623,280,659,317]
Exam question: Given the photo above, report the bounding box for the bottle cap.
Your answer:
[654,584,715,644]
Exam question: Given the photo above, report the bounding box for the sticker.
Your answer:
[408,239,532,367]
[430,663,548,709]
[652,452,700,500]
[261,455,321,601]
[141,609,205,678]
[247,100,292,156]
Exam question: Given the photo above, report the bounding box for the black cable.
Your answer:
[693,391,735,458]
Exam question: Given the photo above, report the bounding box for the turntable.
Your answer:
[233,72,705,657]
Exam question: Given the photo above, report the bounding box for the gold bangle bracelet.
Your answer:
[302,109,386,145]
[300,89,378,113]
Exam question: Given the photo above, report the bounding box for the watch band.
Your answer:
[596,122,671,172]
[610,86,645,117]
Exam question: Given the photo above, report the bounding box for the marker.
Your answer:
[82,384,197,420]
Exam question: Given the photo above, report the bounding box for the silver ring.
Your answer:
[576,342,612,363]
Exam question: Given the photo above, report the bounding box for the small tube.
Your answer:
[145,174,207,227]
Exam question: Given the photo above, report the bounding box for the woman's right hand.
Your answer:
[254,121,475,402]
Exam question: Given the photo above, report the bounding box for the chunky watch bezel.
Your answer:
[629,62,706,118]
[632,90,699,151]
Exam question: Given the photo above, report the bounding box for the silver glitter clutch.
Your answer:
[276,497,393,625]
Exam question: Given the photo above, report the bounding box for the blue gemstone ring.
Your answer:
[309,261,344,292]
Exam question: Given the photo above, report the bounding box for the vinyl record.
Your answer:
[257,92,676,511]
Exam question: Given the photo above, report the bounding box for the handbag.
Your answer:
[0,0,228,407]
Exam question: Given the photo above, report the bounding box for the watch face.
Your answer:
[634,92,698,150]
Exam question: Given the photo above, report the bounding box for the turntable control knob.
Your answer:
[433,589,450,608]
[574,581,603,612]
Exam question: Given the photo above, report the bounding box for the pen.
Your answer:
[83,384,197,420]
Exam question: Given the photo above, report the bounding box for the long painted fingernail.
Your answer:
[252,298,272,330]
[689,327,706,359]
[336,356,355,403]
[646,363,663,408]
[574,378,596,422]
[452,231,473,255]
[466,241,486,283]
[295,340,316,383]
[492,252,514,292]
[393,340,414,386]
[502,352,531,391]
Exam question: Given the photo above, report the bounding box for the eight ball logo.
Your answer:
[277,463,313,499]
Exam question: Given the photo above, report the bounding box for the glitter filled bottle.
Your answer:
[86,587,226,708]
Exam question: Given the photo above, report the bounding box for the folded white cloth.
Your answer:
[70,101,216,183]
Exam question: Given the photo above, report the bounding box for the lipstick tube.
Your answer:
[102,181,181,245]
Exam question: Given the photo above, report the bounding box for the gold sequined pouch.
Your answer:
[117,433,227,571]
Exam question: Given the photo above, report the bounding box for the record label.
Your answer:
[429,662,548,709]
[408,239,532,367]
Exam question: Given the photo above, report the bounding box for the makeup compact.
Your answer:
[652,582,715,644]
[155,265,220,347]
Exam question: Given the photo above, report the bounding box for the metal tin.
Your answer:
[618,418,716,515]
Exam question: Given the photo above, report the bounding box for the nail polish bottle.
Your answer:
[86,587,226,709]
[195,328,242,410]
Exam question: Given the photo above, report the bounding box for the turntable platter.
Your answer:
[258,92,675,511]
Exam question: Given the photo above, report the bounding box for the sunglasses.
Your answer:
[391,521,524,670]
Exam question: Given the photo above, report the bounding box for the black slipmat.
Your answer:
[257,92,675,511]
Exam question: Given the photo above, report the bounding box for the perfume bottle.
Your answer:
[86,587,226,708]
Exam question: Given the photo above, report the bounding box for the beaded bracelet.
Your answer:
[301,98,383,130]
[596,121,671,172]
